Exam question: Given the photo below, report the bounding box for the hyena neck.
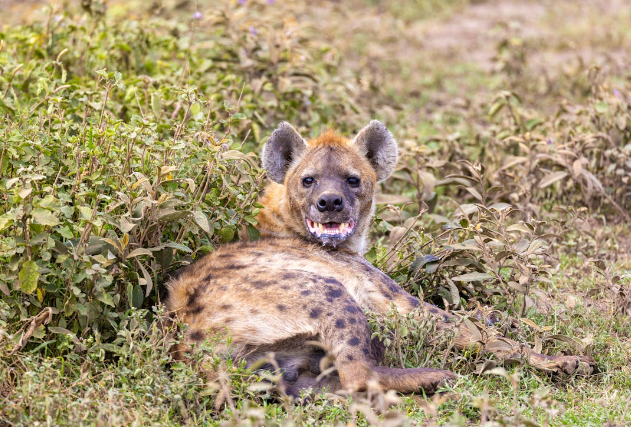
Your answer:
[255,183,369,256]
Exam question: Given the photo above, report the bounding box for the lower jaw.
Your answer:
[306,228,356,246]
[310,234,350,247]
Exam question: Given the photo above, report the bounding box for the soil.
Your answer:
[0,0,49,24]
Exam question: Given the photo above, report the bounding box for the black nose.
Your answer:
[317,194,344,212]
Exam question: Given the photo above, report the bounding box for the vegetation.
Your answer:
[1,0,630,425]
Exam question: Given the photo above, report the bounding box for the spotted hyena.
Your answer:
[166,121,595,397]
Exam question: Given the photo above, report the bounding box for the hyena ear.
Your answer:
[352,120,398,181]
[262,122,308,183]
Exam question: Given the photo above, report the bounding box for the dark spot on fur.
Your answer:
[386,280,400,293]
[362,347,370,355]
[186,286,201,307]
[407,296,420,307]
[221,263,246,270]
[188,305,203,315]
[218,253,232,259]
[370,337,386,362]
[309,308,322,318]
[324,278,343,286]
[348,337,360,346]
[190,330,204,342]
[251,308,259,315]
[224,317,234,323]
[280,285,290,290]
[277,304,287,312]
[203,273,213,282]
[429,307,440,314]
[220,304,232,310]
[282,272,297,280]
[251,251,263,256]
[252,280,271,289]
[219,285,227,291]
[347,355,354,361]
[335,319,346,328]
[345,305,359,314]
[300,290,312,296]
[326,288,344,299]
[349,317,357,324]
[186,305,204,315]
[384,293,393,300]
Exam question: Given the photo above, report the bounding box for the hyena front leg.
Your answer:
[421,302,596,375]
[360,265,596,376]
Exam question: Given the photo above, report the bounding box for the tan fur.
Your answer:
[166,122,594,398]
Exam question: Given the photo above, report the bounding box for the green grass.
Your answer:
[1,0,631,425]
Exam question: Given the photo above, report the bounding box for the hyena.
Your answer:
[166,121,595,397]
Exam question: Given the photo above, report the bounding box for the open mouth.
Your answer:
[306,218,355,240]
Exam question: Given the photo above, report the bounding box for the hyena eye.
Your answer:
[347,177,360,187]
[302,177,314,187]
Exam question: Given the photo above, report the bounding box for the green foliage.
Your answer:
[0,4,275,336]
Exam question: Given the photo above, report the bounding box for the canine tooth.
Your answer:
[339,223,344,233]
[318,223,323,234]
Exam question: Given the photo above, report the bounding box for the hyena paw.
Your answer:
[418,369,457,394]
[553,355,596,376]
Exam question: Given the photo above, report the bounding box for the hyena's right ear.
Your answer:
[262,122,308,183]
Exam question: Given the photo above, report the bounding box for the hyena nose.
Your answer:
[317,194,344,212]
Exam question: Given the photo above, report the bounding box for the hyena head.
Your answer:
[261,120,398,254]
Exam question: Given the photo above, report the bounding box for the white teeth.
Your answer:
[306,219,354,238]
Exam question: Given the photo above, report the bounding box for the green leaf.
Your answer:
[126,248,154,259]
[19,260,39,294]
[5,177,20,189]
[192,210,211,233]
[218,227,235,243]
[163,242,193,253]
[246,224,260,240]
[488,101,505,119]
[78,206,93,220]
[18,187,33,199]
[31,208,60,226]
[539,171,568,189]
[151,93,162,118]
[119,217,136,233]
[451,272,494,282]
[97,290,115,307]
[0,213,15,232]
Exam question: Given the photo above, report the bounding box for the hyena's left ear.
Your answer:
[262,122,308,183]
[352,120,398,181]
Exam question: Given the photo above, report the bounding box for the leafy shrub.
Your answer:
[0,0,372,341]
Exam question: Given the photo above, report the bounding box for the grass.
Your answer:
[1,0,631,425]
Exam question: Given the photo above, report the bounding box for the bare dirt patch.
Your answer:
[0,0,49,24]
[417,0,631,71]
